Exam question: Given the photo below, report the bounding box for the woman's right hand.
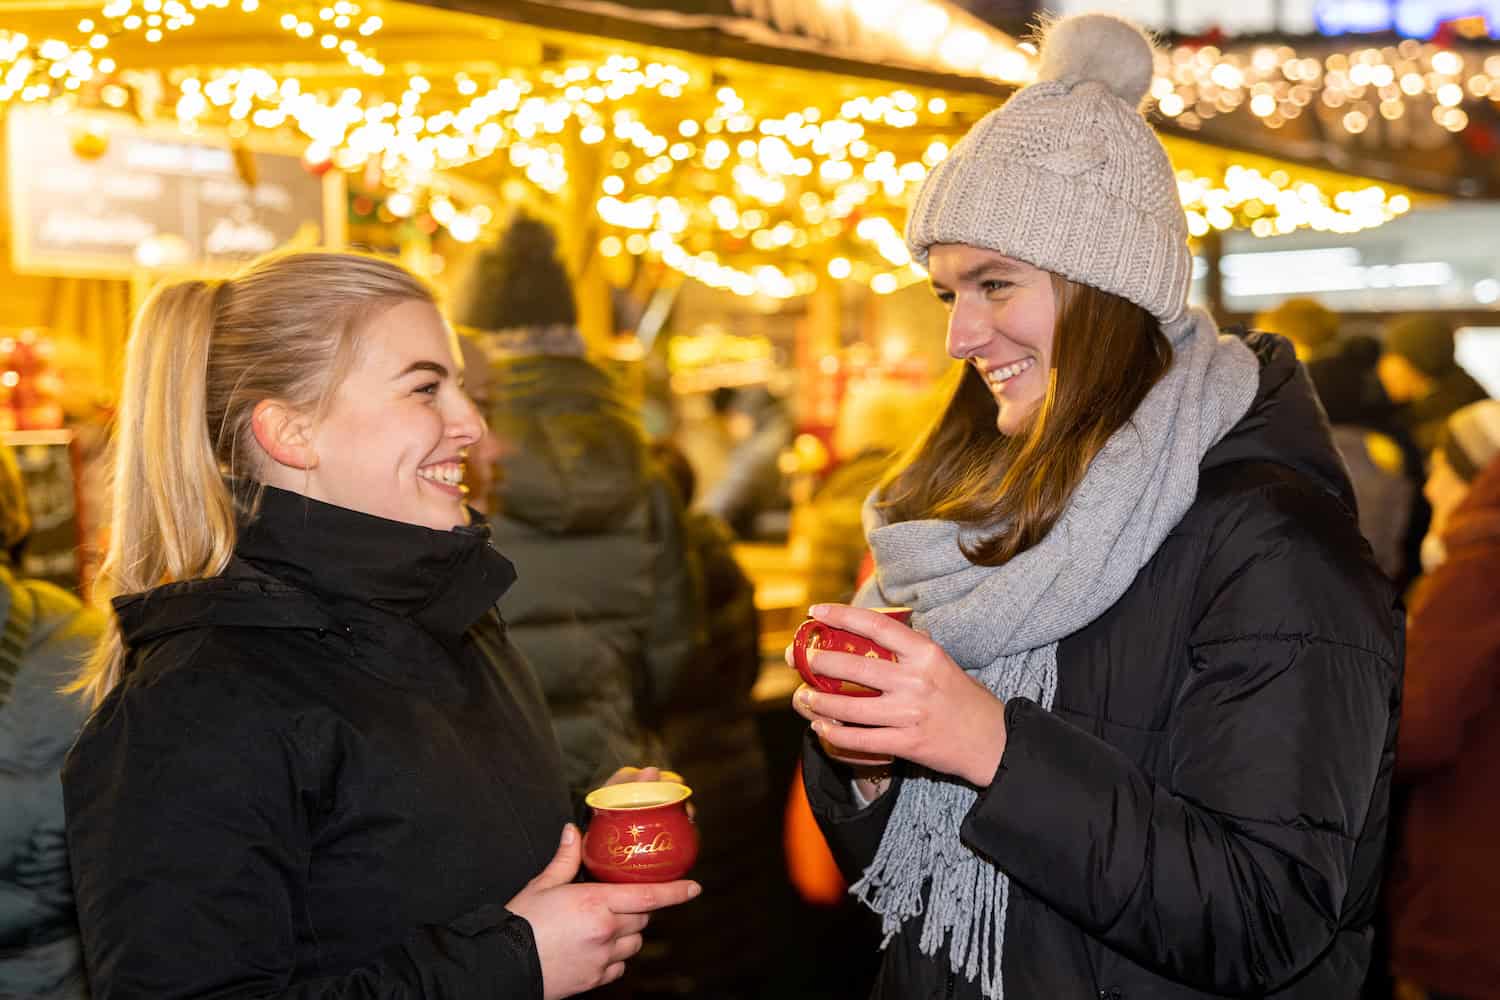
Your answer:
[507,824,701,1000]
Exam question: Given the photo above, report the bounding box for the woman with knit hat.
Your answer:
[790,13,1401,998]
[1389,399,1500,1000]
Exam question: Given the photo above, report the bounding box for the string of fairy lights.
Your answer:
[1154,38,1500,135]
[0,0,1475,297]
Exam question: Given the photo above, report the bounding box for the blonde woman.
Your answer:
[790,13,1400,999]
[62,252,698,998]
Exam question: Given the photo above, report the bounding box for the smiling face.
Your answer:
[298,299,486,532]
[927,244,1057,436]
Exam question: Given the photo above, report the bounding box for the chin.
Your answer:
[994,400,1042,437]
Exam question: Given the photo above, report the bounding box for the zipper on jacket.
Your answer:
[945,969,956,999]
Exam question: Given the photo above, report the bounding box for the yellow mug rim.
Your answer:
[585,780,693,811]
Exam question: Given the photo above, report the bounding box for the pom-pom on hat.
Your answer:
[905,12,1192,325]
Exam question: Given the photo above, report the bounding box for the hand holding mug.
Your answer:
[787,603,1010,788]
[788,606,910,765]
[508,824,701,999]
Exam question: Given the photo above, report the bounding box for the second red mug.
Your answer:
[791,606,912,696]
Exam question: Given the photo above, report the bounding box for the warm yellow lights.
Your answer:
[1157,37,1499,137]
[1178,164,1412,240]
[0,6,1439,297]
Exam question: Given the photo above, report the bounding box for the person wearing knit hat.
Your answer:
[793,12,1399,1000]
[1388,398,1500,1000]
[456,215,707,861]
[454,212,587,360]
[1378,313,1490,454]
[1417,398,1500,572]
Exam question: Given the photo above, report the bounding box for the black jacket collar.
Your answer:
[1201,330,1356,510]
[235,486,516,645]
[115,486,516,656]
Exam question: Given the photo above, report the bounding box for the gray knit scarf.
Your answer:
[849,308,1260,999]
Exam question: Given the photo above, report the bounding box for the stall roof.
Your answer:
[404,0,1030,95]
[0,0,1433,298]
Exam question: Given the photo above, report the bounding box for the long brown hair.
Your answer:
[880,274,1172,566]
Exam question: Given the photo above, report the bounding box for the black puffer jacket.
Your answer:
[805,334,1402,999]
[63,488,573,998]
[483,355,703,799]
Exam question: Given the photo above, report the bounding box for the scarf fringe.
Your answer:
[851,647,1056,1000]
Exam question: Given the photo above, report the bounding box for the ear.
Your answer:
[251,399,319,471]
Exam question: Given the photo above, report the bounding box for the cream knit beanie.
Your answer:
[1442,399,1500,483]
[905,13,1191,325]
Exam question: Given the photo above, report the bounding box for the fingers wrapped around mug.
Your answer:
[794,613,1011,787]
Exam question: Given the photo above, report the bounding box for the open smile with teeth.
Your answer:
[417,461,467,493]
[982,357,1035,391]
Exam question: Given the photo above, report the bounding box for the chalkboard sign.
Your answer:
[6,107,333,278]
[1,430,83,594]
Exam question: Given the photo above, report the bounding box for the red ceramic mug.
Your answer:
[791,606,913,767]
[791,606,913,696]
[582,780,699,884]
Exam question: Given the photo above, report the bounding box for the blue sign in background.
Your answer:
[1316,0,1500,37]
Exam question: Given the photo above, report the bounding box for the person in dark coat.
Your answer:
[62,251,699,999]
[1304,338,1423,584]
[1389,401,1500,1000]
[702,386,793,541]
[789,14,1400,999]
[0,444,101,999]
[455,216,705,803]
[1377,314,1490,455]
[642,439,780,998]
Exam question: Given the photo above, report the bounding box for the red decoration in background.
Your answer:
[301,150,334,176]
[1180,26,1226,50]
[0,331,66,432]
[1462,122,1498,157]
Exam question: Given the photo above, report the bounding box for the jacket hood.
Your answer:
[1202,331,1355,508]
[485,355,648,534]
[113,486,517,656]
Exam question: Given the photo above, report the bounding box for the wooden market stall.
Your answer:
[0,0,1440,603]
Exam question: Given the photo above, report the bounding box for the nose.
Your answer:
[447,391,487,449]
[945,296,989,360]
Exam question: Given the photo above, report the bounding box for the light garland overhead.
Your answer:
[1177,164,1412,237]
[0,0,383,105]
[1156,37,1500,136]
[0,1,1436,294]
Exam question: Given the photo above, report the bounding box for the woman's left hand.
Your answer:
[789,604,1008,788]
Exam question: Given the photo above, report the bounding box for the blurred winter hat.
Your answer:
[1383,313,1457,377]
[454,214,585,360]
[1441,398,1500,483]
[1254,297,1341,355]
[904,13,1191,325]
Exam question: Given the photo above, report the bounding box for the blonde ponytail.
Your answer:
[74,251,434,706]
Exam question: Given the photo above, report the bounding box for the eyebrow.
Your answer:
[931,259,1027,292]
[395,360,449,380]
